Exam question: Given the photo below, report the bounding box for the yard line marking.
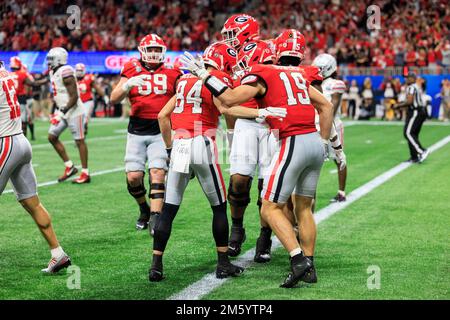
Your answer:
[31,135,126,149]
[3,167,124,194]
[169,135,450,300]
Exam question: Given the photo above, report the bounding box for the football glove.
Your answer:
[179,52,209,80]
[122,74,148,92]
[256,107,287,123]
[50,110,64,125]
[322,138,330,161]
[334,146,347,170]
[103,95,110,105]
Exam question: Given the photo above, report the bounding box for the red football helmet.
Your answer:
[221,14,260,48]
[275,29,307,62]
[10,56,22,70]
[203,42,237,75]
[75,63,86,78]
[234,40,275,74]
[138,34,167,64]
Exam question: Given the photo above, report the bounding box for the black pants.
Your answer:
[403,108,427,160]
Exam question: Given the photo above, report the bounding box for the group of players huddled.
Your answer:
[0,14,349,288]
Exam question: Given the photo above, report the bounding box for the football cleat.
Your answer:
[301,264,318,284]
[149,268,164,282]
[148,212,158,236]
[419,149,429,163]
[216,261,244,279]
[72,172,91,184]
[228,226,246,257]
[41,253,71,274]
[254,235,272,263]
[280,255,313,288]
[136,211,150,230]
[330,192,346,203]
[58,166,78,182]
[405,158,419,164]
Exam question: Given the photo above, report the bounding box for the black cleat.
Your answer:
[136,212,150,230]
[301,264,318,283]
[228,226,246,257]
[216,261,244,279]
[149,268,164,282]
[280,255,313,288]
[254,236,272,263]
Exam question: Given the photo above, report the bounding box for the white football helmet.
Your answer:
[312,53,337,78]
[46,47,68,70]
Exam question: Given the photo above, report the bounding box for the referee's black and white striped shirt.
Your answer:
[406,83,425,109]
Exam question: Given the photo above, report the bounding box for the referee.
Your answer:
[394,73,429,163]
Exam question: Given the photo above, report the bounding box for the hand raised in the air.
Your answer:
[122,74,148,92]
[179,52,209,80]
[256,107,287,123]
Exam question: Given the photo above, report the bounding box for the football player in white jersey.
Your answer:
[312,54,347,202]
[0,61,71,273]
[46,47,90,184]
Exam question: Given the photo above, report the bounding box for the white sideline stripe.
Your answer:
[169,135,450,300]
[3,167,124,194]
[31,135,126,149]
[343,120,450,127]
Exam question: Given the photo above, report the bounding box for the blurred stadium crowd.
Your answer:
[1,0,450,68]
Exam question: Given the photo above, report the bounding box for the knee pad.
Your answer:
[127,177,146,199]
[211,202,228,247]
[149,182,165,199]
[227,176,252,208]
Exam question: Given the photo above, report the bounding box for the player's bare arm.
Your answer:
[309,85,333,140]
[158,95,176,149]
[331,92,343,117]
[62,76,79,112]
[92,79,105,97]
[110,77,129,104]
[216,82,265,107]
[24,75,49,87]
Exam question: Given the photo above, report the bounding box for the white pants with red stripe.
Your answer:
[165,135,226,206]
[48,114,86,140]
[0,134,37,200]
[262,132,324,204]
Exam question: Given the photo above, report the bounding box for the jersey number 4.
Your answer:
[174,80,203,114]
[137,74,167,95]
[2,78,21,119]
[279,72,310,106]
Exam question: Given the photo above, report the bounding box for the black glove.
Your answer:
[166,147,172,159]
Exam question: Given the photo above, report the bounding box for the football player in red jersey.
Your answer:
[75,63,107,132]
[180,34,334,287]
[221,14,260,50]
[9,56,48,140]
[226,40,278,262]
[150,42,286,282]
[110,34,182,232]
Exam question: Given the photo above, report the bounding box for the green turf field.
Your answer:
[0,119,449,300]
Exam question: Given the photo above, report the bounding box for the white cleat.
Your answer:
[41,253,72,274]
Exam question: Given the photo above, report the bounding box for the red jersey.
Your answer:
[241,64,317,139]
[171,70,233,139]
[234,77,259,109]
[121,59,182,120]
[77,74,95,102]
[11,69,32,97]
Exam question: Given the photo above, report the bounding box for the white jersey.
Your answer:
[0,68,22,137]
[50,65,84,119]
[315,77,346,128]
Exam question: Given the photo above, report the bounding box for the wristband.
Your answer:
[204,75,229,97]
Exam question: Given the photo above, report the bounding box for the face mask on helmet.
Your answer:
[46,48,68,70]
[139,45,166,64]
[75,63,86,78]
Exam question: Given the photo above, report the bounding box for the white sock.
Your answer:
[289,247,302,257]
[338,190,345,196]
[50,246,65,258]
[64,160,73,168]
[82,168,89,175]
